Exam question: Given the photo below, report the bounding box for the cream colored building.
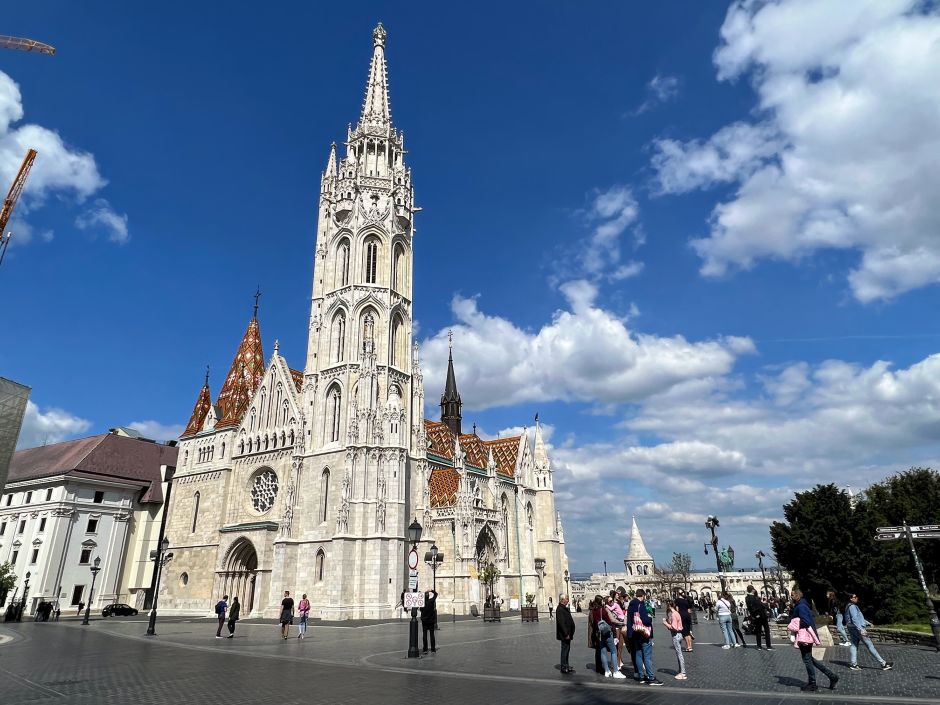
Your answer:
[158,24,568,620]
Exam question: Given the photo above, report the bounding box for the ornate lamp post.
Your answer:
[146,536,173,636]
[17,571,31,622]
[429,543,439,594]
[755,550,770,596]
[703,515,728,595]
[407,518,422,659]
[564,569,570,596]
[81,557,101,625]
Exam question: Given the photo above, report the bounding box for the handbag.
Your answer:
[633,610,651,638]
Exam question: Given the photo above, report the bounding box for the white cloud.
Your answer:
[16,400,92,449]
[75,198,130,244]
[421,285,753,412]
[650,0,940,302]
[127,420,185,442]
[630,74,680,115]
[580,185,640,278]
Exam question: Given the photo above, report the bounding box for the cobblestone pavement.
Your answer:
[1,614,938,705]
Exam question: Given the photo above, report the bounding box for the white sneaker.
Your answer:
[613,671,626,679]
[840,641,851,646]
[722,645,731,649]
[604,671,612,678]
[733,643,741,648]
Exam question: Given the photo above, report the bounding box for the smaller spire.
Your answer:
[273,339,280,355]
[204,364,210,387]
[324,142,337,180]
[182,369,213,438]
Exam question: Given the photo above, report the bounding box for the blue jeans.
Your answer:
[598,628,617,674]
[718,614,734,646]
[633,637,653,680]
[834,612,849,642]
[848,626,885,666]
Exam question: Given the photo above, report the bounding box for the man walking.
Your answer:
[746,585,773,650]
[214,594,228,639]
[280,590,294,640]
[226,596,240,638]
[627,589,663,686]
[556,593,575,674]
[845,593,893,671]
[421,589,438,653]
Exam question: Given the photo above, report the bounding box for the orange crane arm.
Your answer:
[0,35,55,56]
[0,149,37,237]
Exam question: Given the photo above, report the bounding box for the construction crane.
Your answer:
[0,35,55,56]
[0,148,37,269]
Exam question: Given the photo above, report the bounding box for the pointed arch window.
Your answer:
[332,311,346,363]
[320,469,330,523]
[338,240,350,287]
[391,315,402,368]
[192,492,200,533]
[316,549,325,582]
[392,244,405,292]
[365,239,378,284]
[326,386,342,443]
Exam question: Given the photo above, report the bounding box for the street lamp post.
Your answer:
[17,571,31,622]
[81,557,101,625]
[756,550,769,596]
[564,569,570,597]
[146,536,173,636]
[703,515,728,595]
[407,518,422,659]
[429,543,439,594]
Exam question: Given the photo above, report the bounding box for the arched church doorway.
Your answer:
[475,526,500,601]
[222,538,258,614]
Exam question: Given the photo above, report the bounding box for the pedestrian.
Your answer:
[627,588,662,685]
[214,594,228,638]
[587,596,604,674]
[575,600,582,613]
[556,593,575,674]
[827,590,851,646]
[298,593,310,639]
[280,590,294,640]
[844,593,893,671]
[746,585,773,650]
[676,590,694,652]
[788,589,839,692]
[716,591,735,649]
[662,600,687,680]
[548,596,554,621]
[227,596,240,638]
[729,598,747,647]
[591,594,623,678]
[77,601,84,617]
[53,602,61,622]
[421,589,438,653]
[606,590,626,671]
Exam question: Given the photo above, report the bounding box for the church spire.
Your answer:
[533,413,549,468]
[625,515,654,564]
[216,295,266,429]
[357,23,392,135]
[181,367,212,438]
[440,329,462,436]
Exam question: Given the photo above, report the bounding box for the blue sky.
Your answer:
[4,1,940,572]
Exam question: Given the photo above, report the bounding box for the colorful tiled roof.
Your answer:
[483,436,521,477]
[216,317,265,429]
[181,382,212,438]
[429,467,459,507]
[458,433,488,469]
[425,420,454,460]
[423,419,519,477]
[289,368,303,394]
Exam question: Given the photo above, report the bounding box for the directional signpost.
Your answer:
[874,522,940,651]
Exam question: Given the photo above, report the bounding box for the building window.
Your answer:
[18,520,25,534]
[11,550,18,564]
[46,488,53,501]
[250,469,279,514]
[320,470,330,523]
[339,240,350,287]
[192,492,200,533]
[327,387,342,443]
[316,550,325,582]
[79,548,92,564]
[392,243,405,292]
[86,518,98,534]
[5,495,11,506]
[332,312,346,363]
[39,518,46,532]
[365,239,378,284]
[179,572,189,587]
[26,491,32,503]
[93,491,104,504]
[0,522,5,536]
[30,548,39,564]
[71,585,85,606]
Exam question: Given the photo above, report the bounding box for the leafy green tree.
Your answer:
[0,562,16,606]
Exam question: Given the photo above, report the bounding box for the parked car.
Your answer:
[102,603,138,617]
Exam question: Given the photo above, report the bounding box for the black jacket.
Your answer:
[556,603,575,641]
[745,593,765,619]
[420,590,438,626]
[229,601,240,621]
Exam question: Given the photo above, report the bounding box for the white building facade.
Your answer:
[0,432,176,615]
[158,24,568,620]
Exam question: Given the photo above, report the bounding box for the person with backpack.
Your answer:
[214,594,228,638]
[746,585,773,650]
[590,595,622,678]
[844,593,893,671]
[297,593,311,639]
[627,589,662,685]
[226,596,240,638]
[827,590,851,646]
[789,589,838,692]
[280,590,294,640]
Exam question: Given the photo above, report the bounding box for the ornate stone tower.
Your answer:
[297,22,417,618]
[624,516,654,577]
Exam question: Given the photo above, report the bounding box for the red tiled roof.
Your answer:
[429,467,459,507]
[423,420,518,477]
[216,317,265,429]
[425,420,454,460]
[458,433,487,469]
[289,368,303,394]
[9,433,177,503]
[181,383,212,438]
[483,436,520,478]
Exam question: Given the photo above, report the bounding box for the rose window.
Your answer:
[250,469,279,513]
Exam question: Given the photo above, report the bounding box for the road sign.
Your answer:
[910,525,940,533]
[911,531,940,539]
[404,592,425,609]
[875,532,903,541]
[408,549,419,571]
[876,526,903,533]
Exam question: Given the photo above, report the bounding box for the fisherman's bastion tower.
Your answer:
[158,25,569,620]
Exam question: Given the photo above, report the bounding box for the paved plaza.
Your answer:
[1,613,938,705]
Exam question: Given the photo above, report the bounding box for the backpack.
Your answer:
[215,601,225,615]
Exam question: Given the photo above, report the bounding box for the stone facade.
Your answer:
[158,24,568,620]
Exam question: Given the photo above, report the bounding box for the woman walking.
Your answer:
[662,600,687,680]
[827,590,851,646]
[226,596,240,638]
[730,599,747,647]
[789,589,839,692]
[716,592,735,649]
[297,593,311,639]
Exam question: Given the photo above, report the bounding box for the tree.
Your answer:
[0,562,16,606]
[670,552,692,591]
[480,563,500,598]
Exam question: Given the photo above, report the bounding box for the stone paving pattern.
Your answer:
[1,613,938,705]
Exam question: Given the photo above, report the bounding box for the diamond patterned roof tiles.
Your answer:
[215,317,265,429]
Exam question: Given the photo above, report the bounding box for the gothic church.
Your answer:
[160,24,569,619]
